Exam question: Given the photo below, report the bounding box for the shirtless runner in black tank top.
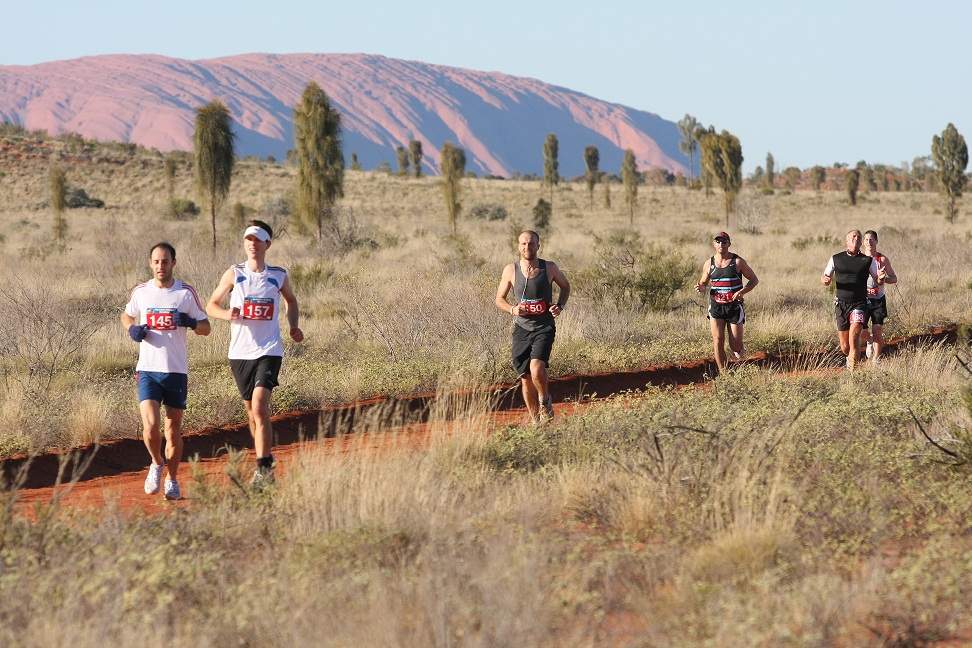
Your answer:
[494,230,571,423]
[694,231,759,375]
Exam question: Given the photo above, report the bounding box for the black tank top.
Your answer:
[709,254,743,304]
[513,259,554,332]
[831,252,872,302]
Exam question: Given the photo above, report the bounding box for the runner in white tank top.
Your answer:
[120,242,211,500]
[207,220,303,487]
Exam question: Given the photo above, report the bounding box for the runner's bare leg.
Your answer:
[710,318,727,373]
[139,400,164,466]
[530,359,549,405]
[520,374,540,422]
[247,386,274,458]
[728,322,745,360]
[162,407,184,481]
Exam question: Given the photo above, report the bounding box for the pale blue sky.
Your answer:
[2,0,967,170]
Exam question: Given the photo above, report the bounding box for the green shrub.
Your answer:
[574,231,694,311]
[532,198,551,232]
[760,186,775,196]
[167,198,199,220]
[468,203,508,221]
[791,235,840,250]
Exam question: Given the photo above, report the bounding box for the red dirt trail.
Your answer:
[4,326,959,516]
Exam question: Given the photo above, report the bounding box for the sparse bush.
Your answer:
[166,198,200,220]
[65,187,104,208]
[532,198,551,233]
[468,203,508,221]
[791,235,840,250]
[574,231,694,311]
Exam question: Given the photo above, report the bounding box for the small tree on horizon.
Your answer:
[441,142,466,234]
[677,114,700,180]
[603,173,611,209]
[293,81,344,241]
[49,163,67,242]
[765,152,775,190]
[396,146,410,177]
[931,122,969,223]
[700,129,743,227]
[193,100,235,250]
[584,146,599,210]
[846,168,860,206]
[163,155,177,201]
[621,149,638,227]
[350,152,362,171]
[811,165,826,191]
[543,133,559,206]
[409,140,423,177]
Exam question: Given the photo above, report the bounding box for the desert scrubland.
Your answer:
[1,134,971,646]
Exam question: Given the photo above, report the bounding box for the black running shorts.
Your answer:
[230,355,283,401]
[865,295,888,327]
[512,325,555,377]
[834,299,867,332]
[707,301,745,324]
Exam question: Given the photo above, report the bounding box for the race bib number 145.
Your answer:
[242,297,274,320]
[146,308,177,330]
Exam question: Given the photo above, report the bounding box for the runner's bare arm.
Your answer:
[280,275,304,342]
[206,267,237,321]
[547,261,570,316]
[193,319,211,336]
[734,258,759,299]
[881,257,897,284]
[121,312,136,328]
[494,264,517,315]
[695,258,711,293]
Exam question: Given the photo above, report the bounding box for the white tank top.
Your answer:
[227,262,288,359]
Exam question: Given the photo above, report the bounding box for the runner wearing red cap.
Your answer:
[206,220,304,487]
[694,232,759,375]
[821,230,884,370]
[860,229,897,365]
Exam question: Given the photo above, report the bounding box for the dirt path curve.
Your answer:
[5,325,959,515]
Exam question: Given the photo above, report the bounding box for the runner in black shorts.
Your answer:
[495,230,570,423]
[860,230,897,365]
[694,231,759,375]
[821,230,883,370]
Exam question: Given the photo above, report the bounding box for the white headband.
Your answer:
[243,225,270,242]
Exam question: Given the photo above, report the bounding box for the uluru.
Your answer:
[0,52,690,177]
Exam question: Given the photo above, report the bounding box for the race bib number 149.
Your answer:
[242,297,274,320]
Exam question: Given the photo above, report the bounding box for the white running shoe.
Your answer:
[865,341,873,359]
[144,463,164,495]
[163,478,181,501]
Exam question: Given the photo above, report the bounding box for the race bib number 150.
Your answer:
[146,308,177,330]
[519,298,548,315]
[242,297,274,320]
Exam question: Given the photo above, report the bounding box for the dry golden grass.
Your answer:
[0,143,970,452]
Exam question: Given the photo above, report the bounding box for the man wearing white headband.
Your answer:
[206,219,304,487]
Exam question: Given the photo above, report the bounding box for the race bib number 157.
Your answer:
[242,297,274,320]
[146,308,177,330]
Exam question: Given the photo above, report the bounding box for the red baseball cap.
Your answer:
[713,231,731,242]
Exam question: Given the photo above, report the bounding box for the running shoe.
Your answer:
[250,466,276,490]
[539,396,554,422]
[144,463,164,495]
[163,478,181,501]
[865,341,873,359]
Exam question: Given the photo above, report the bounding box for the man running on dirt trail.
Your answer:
[821,229,884,370]
[122,242,210,500]
[206,220,303,487]
[860,229,898,365]
[495,230,570,423]
[694,231,759,375]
